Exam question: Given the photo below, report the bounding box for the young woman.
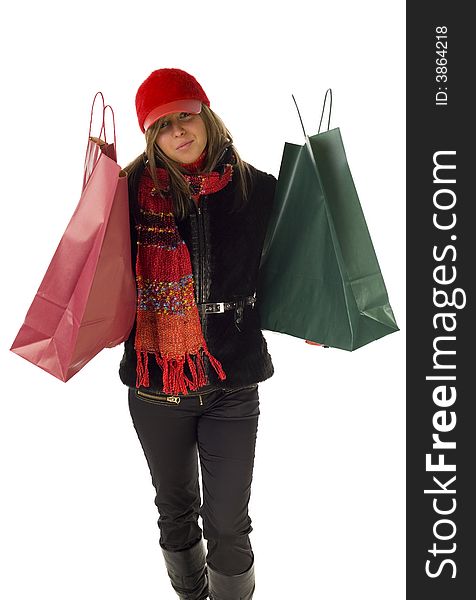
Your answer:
[115,68,277,600]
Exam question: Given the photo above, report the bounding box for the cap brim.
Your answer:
[143,99,202,132]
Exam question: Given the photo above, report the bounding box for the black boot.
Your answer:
[207,555,255,600]
[161,538,209,600]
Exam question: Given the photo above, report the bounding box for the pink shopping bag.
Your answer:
[10,92,136,381]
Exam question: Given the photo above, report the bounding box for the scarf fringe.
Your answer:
[136,350,149,388]
[204,348,227,381]
[186,353,199,388]
[136,348,227,395]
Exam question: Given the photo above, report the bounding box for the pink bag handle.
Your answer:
[83,92,105,188]
[82,92,118,189]
[87,91,106,141]
[101,104,118,162]
[103,104,117,150]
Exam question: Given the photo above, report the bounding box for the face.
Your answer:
[154,111,208,164]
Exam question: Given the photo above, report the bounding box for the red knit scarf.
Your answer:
[134,146,234,395]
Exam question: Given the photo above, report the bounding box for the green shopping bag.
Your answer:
[257,90,399,350]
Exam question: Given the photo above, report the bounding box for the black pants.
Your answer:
[127,383,260,576]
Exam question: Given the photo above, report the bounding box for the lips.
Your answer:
[176,140,193,150]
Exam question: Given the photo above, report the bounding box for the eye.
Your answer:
[179,112,192,119]
[159,120,169,129]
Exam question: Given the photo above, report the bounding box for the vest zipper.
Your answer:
[193,197,209,379]
[197,204,203,304]
[195,197,208,309]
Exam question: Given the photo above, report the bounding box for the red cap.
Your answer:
[135,68,210,133]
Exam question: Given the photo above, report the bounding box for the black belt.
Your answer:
[197,293,256,331]
[197,293,256,314]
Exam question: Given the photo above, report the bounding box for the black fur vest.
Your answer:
[118,148,277,393]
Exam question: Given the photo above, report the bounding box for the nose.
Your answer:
[171,120,186,136]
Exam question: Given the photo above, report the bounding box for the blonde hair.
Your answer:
[123,104,253,221]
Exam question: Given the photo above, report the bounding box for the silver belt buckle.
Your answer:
[205,302,225,313]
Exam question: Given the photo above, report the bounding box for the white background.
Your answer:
[1,1,405,598]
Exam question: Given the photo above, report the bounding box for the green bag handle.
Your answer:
[291,88,333,138]
[317,88,333,133]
